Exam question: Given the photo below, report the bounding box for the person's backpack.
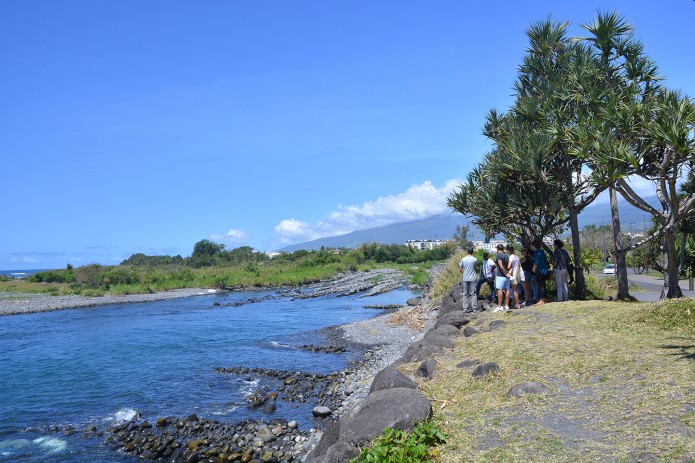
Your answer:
[563,249,574,282]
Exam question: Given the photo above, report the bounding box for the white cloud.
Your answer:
[211,228,250,245]
[273,179,462,245]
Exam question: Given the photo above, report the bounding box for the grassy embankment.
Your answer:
[400,252,695,462]
[0,254,437,298]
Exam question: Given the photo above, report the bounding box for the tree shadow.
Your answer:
[659,342,695,361]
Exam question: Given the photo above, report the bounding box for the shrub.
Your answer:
[352,421,446,463]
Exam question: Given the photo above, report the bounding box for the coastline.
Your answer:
[0,288,217,316]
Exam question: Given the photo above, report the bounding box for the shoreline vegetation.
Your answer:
[0,241,453,300]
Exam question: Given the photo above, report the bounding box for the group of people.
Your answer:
[459,239,573,312]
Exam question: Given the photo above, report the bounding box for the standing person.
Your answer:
[494,243,511,312]
[459,246,478,312]
[507,245,522,309]
[476,252,496,303]
[531,240,549,305]
[552,239,571,302]
[520,248,537,305]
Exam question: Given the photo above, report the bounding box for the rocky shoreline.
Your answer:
[7,268,427,462]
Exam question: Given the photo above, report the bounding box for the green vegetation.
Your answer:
[0,240,458,297]
[447,11,695,300]
[352,422,446,463]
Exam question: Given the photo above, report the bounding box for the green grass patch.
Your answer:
[352,421,446,463]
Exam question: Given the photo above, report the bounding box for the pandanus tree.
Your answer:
[571,11,663,299]
[613,90,695,298]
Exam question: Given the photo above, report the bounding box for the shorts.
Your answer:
[495,276,510,290]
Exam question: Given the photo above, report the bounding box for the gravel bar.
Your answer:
[0,288,217,316]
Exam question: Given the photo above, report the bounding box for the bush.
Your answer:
[352,421,446,463]
[28,269,74,284]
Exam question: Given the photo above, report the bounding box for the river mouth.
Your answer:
[0,286,420,462]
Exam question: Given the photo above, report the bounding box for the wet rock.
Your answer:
[312,406,332,418]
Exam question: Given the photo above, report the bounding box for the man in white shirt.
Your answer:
[459,246,478,312]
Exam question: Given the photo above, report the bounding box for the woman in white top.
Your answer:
[507,245,522,309]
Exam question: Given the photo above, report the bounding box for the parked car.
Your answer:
[603,264,615,275]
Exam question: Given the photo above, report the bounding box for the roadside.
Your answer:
[621,273,695,301]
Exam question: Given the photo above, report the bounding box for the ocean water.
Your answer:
[0,269,52,279]
[0,287,418,462]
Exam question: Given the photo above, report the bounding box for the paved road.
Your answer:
[623,273,695,302]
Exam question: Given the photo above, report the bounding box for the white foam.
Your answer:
[211,405,239,416]
[33,437,67,453]
[109,407,139,423]
[0,438,31,450]
[270,341,292,348]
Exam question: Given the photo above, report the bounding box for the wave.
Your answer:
[107,407,140,423]
[32,437,67,454]
[0,437,67,457]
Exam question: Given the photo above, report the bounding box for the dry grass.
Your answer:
[410,299,695,462]
[387,305,429,331]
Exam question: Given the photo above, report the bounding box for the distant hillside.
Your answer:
[278,214,477,252]
[278,195,659,252]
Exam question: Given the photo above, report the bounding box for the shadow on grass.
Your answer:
[659,342,695,361]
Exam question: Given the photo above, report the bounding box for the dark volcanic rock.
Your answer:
[434,312,471,329]
[369,366,417,393]
[472,362,501,378]
[416,359,437,380]
[462,326,481,337]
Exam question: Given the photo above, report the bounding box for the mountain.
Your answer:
[278,194,659,252]
[278,214,476,252]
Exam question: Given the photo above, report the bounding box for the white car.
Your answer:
[603,264,615,275]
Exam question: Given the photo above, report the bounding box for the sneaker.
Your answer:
[492,306,505,313]
[503,305,510,311]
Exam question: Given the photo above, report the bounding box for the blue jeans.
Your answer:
[524,271,538,302]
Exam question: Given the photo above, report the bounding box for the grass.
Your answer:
[406,298,695,462]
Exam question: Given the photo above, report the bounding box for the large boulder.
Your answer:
[338,388,432,446]
[369,366,417,394]
[304,421,340,463]
[439,281,463,316]
[427,325,460,337]
[397,341,445,364]
[434,312,471,329]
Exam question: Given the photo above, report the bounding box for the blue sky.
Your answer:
[2,1,694,269]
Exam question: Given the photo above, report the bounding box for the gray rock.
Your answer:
[397,341,445,364]
[312,406,333,418]
[434,312,471,329]
[488,320,506,331]
[416,359,437,380]
[456,358,480,369]
[506,381,551,398]
[462,326,481,337]
[472,362,501,378]
[305,421,340,462]
[321,441,360,463]
[256,425,276,443]
[369,366,417,393]
[406,297,421,306]
[339,388,432,446]
[262,401,277,414]
[428,325,460,337]
[422,331,455,348]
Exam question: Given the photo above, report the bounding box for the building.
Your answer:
[405,239,447,251]
[472,240,507,252]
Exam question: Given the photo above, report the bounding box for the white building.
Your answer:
[405,239,447,251]
[472,240,507,252]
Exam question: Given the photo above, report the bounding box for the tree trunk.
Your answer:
[610,187,631,300]
[660,226,683,299]
[568,206,586,299]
